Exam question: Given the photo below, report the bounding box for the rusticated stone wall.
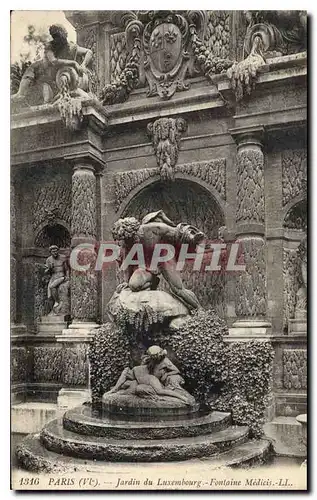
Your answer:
[236,148,265,225]
[114,159,226,212]
[283,349,307,390]
[32,345,89,386]
[236,237,266,317]
[282,149,307,207]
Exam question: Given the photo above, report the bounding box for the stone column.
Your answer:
[68,161,99,336]
[229,126,271,339]
[57,158,100,409]
[11,177,26,336]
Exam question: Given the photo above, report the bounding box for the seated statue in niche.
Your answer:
[44,245,70,315]
[11,24,93,105]
[104,345,195,406]
[112,210,205,311]
[295,237,307,320]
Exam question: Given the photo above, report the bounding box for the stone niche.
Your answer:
[19,165,72,331]
[119,178,226,315]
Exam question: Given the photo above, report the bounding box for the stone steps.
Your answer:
[63,406,232,440]
[16,433,271,473]
[40,418,249,462]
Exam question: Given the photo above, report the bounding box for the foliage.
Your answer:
[150,308,229,401]
[10,24,49,94]
[150,309,274,437]
[89,308,274,437]
[216,341,275,437]
[88,322,131,404]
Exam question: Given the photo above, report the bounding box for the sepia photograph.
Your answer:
[10,8,308,491]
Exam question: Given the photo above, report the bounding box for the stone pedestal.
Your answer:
[228,320,272,340]
[37,314,67,336]
[55,329,93,410]
[288,319,307,335]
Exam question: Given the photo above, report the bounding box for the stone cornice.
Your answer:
[64,151,106,172]
[229,125,265,148]
[11,99,109,131]
[11,52,307,136]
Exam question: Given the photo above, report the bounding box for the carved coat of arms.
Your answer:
[143,13,190,99]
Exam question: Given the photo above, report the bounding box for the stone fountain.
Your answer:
[16,212,271,471]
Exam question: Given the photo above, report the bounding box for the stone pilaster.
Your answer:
[57,157,100,409]
[67,162,99,337]
[229,126,271,339]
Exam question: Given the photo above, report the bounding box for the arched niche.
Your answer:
[282,198,307,328]
[34,223,71,249]
[33,222,71,323]
[283,199,307,232]
[122,179,225,239]
[122,179,226,313]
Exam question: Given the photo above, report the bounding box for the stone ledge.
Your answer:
[12,402,63,434]
[264,416,306,458]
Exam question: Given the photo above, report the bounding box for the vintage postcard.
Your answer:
[10,9,307,491]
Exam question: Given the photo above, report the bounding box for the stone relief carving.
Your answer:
[110,32,128,83]
[80,25,99,95]
[103,345,195,407]
[71,169,97,239]
[114,168,158,211]
[244,11,307,57]
[33,345,88,385]
[147,117,188,181]
[11,347,28,384]
[294,237,307,320]
[235,237,266,317]
[71,248,98,321]
[283,349,307,390]
[33,177,71,234]
[228,11,307,100]
[100,13,142,104]
[283,248,299,327]
[236,148,264,225]
[114,159,226,212]
[34,263,49,323]
[282,149,307,207]
[204,11,231,60]
[11,24,95,130]
[102,11,233,104]
[178,159,226,199]
[283,236,307,327]
[142,12,191,99]
[188,11,233,80]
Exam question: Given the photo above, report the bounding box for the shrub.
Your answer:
[89,322,130,404]
[88,308,274,437]
[150,308,229,402]
[216,341,275,437]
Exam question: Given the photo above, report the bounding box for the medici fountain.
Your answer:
[11,10,307,472]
